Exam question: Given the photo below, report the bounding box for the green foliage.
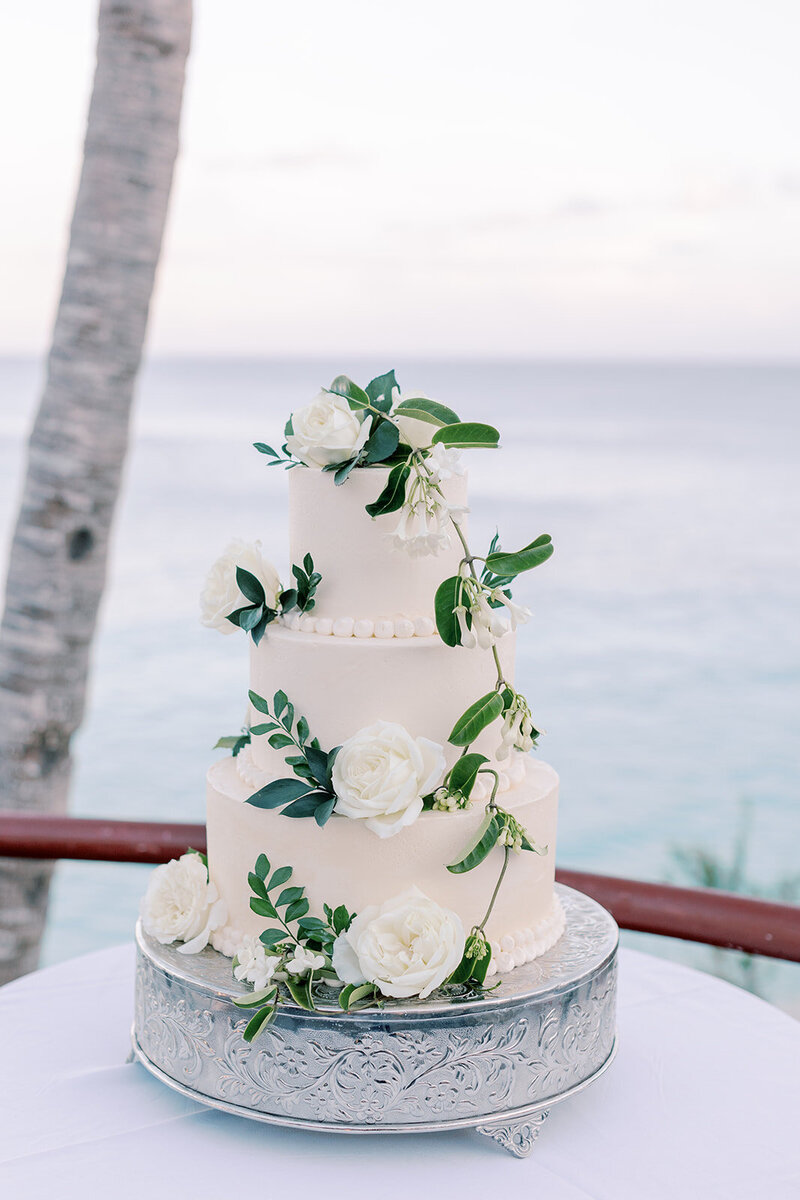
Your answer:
[448,930,492,986]
[213,730,251,757]
[434,575,464,647]
[365,461,411,518]
[431,422,500,449]
[394,397,460,426]
[224,566,278,646]
[246,690,339,824]
[446,809,502,874]
[278,553,322,615]
[253,442,295,469]
[446,753,489,800]
[485,534,553,578]
[365,369,398,413]
[448,691,505,746]
[338,982,381,1011]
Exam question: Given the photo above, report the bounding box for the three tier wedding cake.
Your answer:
[140,372,563,1039]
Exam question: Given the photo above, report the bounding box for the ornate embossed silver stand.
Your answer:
[132,884,617,1157]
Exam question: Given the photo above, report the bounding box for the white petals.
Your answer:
[141,854,226,955]
[199,539,282,633]
[233,934,280,990]
[335,887,465,999]
[285,945,326,976]
[285,391,368,468]
[332,720,446,838]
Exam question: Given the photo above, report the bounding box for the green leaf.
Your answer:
[447,810,502,873]
[333,456,360,485]
[340,982,378,1010]
[485,534,554,577]
[268,732,295,750]
[243,1004,277,1042]
[253,442,279,458]
[248,872,268,899]
[281,793,329,818]
[434,575,464,647]
[447,752,489,799]
[248,690,271,715]
[431,422,500,449]
[233,985,277,1009]
[328,375,370,410]
[249,722,279,736]
[365,369,398,412]
[395,397,460,426]
[254,853,270,880]
[246,779,313,809]
[251,611,273,646]
[363,418,400,464]
[259,928,285,948]
[285,975,315,1010]
[333,904,353,934]
[304,744,330,786]
[280,701,295,731]
[448,691,505,746]
[279,587,298,612]
[365,461,410,518]
[303,552,314,575]
[277,885,305,908]
[296,716,310,745]
[267,865,293,890]
[273,690,288,717]
[239,604,264,632]
[314,796,337,827]
[297,916,327,934]
[449,933,492,985]
[235,566,266,606]
[520,832,549,855]
[285,898,310,921]
[338,983,357,1011]
[214,735,240,750]
[250,896,279,918]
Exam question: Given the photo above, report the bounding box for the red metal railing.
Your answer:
[1,812,799,963]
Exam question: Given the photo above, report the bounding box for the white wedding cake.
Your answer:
[140,373,564,1034]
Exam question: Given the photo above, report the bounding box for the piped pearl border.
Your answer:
[210,894,566,979]
[280,613,436,639]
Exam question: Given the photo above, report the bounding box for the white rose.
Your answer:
[140,853,227,955]
[285,944,326,977]
[233,934,280,991]
[332,720,446,838]
[332,887,465,999]
[285,391,369,468]
[200,538,282,633]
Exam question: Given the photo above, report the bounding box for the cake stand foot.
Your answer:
[475,1110,550,1158]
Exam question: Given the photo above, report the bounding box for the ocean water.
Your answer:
[1,358,798,1007]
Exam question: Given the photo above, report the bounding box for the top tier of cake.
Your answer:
[288,466,468,626]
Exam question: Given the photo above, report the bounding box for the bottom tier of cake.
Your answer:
[206,754,563,977]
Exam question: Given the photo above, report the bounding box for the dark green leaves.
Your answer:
[435,575,465,647]
[447,810,502,874]
[243,1003,278,1042]
[213,730,251,757]
[253,442,293,469]
[447,753,489,800]
[431,422,500,449]
[365,460,411,518]
[338,982,380,1011]
[448,932,492,986]
[236,567,266,606]
[448,691,505,746]
[365,369,398,413]
[394,397,460,426]
[363,417,400,464]
[246,778,313,809]
[287,553,321,613]
[485,534,553,578]
[224,568,278,645]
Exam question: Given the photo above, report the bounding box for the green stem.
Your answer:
[478,845,510,931]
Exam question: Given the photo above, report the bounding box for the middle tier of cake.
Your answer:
[248,624,517,776]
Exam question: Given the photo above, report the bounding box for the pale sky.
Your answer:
[1,0,798,359]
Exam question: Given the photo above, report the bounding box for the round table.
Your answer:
[1,944,798,1199]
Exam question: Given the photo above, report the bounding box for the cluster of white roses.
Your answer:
[453,568,531,651]
[140,853,227,954]
[332,886,465,999]
[199,538,282,633]
[333,719,446,838]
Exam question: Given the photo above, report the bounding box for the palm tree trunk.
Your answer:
[0,0,192,984]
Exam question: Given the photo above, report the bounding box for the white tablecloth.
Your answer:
[1,944,798,1199]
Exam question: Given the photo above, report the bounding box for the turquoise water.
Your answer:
[1,358,798,1005]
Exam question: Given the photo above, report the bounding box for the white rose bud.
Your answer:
[332,720,446,838]
[285,391,369,468]
[140,853,227,955]
[332,887,465,999]
[199,538,282,633]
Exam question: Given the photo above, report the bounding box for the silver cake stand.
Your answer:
[131,884,617,1157]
